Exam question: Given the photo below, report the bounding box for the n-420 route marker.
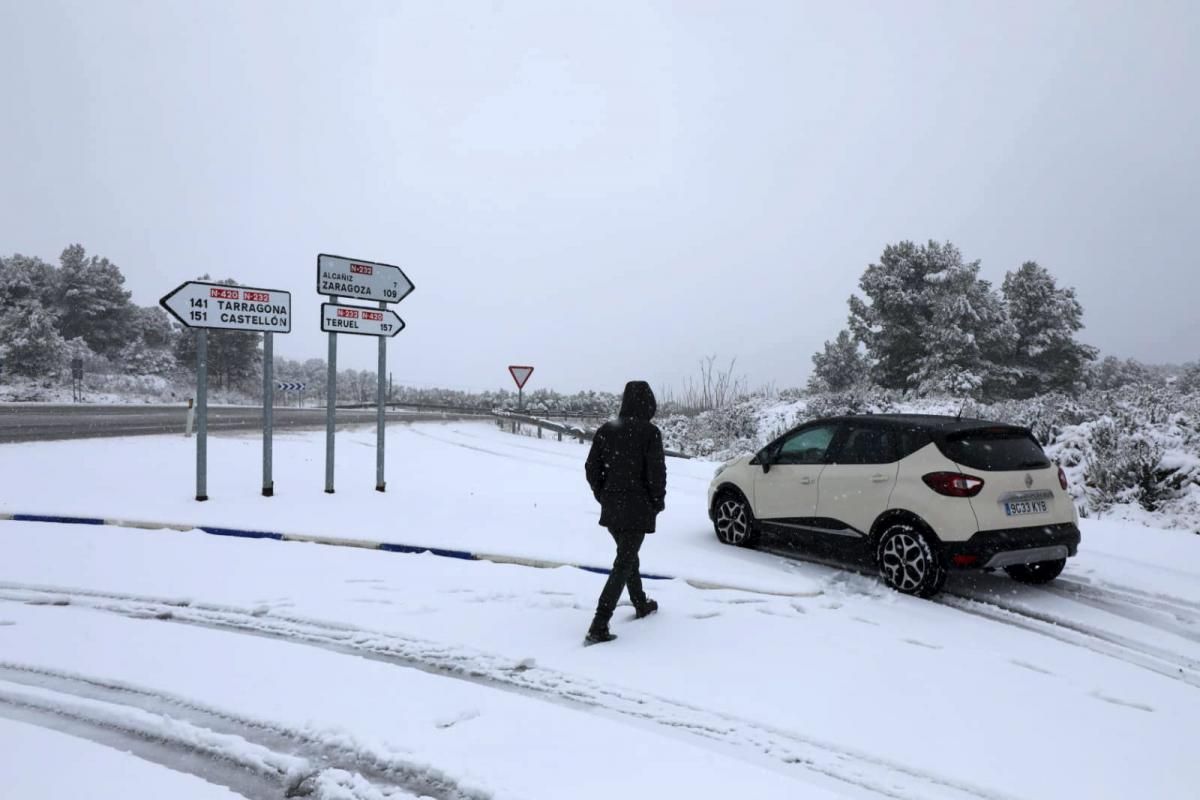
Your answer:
[160,280,292,502]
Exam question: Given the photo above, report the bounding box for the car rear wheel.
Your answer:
[876,524,947,598]
[714,494,757,547]
[1004,558,1066,584]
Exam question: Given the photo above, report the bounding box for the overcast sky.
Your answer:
[2,0,1197,394]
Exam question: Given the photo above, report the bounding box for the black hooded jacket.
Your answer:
[585,381,668,532]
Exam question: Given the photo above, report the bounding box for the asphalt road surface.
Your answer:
[0,405,485,444]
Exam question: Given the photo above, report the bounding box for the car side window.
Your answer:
[832,425,896,465]
[774,424,838,465]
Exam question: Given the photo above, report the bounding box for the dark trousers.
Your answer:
[592,528,648,628]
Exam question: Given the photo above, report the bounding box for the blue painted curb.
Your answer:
[0,512,675,582]
[12,513,105,526]
[200,526,284,541]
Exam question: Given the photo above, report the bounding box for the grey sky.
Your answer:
[2,0,1197,394]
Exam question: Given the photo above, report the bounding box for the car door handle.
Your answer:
[871,474,891,483]
[800,476,814,485]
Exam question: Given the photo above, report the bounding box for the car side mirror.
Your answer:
[762,461,771,474]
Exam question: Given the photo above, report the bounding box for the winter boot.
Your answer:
[634,599,659,619]
[584,625,617,646]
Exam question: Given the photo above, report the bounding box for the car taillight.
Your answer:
[922,471,985,497]
[1058,465,1069,491]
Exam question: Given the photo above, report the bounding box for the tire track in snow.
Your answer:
[1053,576,1200,621]
[758,546,1200,687]
[0,582,1014,800]
[0,663,485,800]
[937,594,1200,689]
[0,682,425,800]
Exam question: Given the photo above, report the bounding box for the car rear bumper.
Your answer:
[941,522,1081,570]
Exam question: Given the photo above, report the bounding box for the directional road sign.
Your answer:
[161,281,291,333]
[276,382,306,391]
[321,303,406,337]
[509,365,534,389]
[317,254,415,304]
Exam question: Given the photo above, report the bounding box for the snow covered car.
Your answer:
[707,414,1081,597]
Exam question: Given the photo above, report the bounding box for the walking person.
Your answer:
[583,380,667,645]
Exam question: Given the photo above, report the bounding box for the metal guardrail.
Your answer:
[493,410,691,459]
[334,400,607,419]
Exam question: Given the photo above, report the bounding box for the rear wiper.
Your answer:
[1015,460,1049,469]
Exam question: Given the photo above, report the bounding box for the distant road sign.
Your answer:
[160,281,291,333]
[317,254,414,304]
[320,303,406,337]
[276,382,306,391]
[509,365,534,389]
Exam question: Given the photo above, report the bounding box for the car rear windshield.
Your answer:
[938,429,1051,471]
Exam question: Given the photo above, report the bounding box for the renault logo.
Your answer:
[1024,473,1034,489]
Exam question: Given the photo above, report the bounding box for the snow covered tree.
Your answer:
[1088,356,1153,390]
[56,244,134,357]
[808,330,868,392]
[1001,262,1097,397]
[0,254,59,308]
[171,277,261,389]
[116,306,180,376]
[848,240,1011,396]
[1176,362,1200,394]
[0,299,68,377]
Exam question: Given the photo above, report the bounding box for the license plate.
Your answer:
[1004,500,1048,516]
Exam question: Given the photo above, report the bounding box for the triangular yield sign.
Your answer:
[508,365,534,389]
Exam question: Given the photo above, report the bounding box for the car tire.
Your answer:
[1004,558,1066,584]
[713,493,758,547]
[876,523,947,598]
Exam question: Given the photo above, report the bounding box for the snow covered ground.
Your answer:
[1,421,1198,799]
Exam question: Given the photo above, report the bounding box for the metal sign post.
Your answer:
[262,332,274,497]
[196,330,208,501]
[71,357,83,402]
[377,302,387,492]
[160,281,291,501]
[317,254,414,495]
[325,298,338,494]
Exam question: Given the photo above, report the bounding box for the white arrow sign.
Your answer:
[160,281,291,333]
[317,253,414,304]
[321,303,406,337]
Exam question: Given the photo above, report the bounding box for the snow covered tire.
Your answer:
[1004,558,1066,584]
[876,524,947,598]
[713,493,758,547]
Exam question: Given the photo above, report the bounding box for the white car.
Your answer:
[707,414,1080,597]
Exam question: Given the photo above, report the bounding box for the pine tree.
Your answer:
[57,244,134,357]
[171,277,261,390]
[1178,362,1200,394]
[0,299,68,377]
[848,240,1011,396]
[117,306,180,376]
[0,254,60,308]
[808,330,867,392]
[1001,262,1097,397]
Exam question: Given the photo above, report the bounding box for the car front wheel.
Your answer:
[713,494,757,547]
[1004,558,1066,584]
[876,524,947,598]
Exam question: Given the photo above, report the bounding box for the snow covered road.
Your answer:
[1,421,1198,799]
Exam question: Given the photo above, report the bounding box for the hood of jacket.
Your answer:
[618,380,657,421]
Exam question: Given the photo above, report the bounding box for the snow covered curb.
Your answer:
[0,510,675,576]
[0,513,829,598]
